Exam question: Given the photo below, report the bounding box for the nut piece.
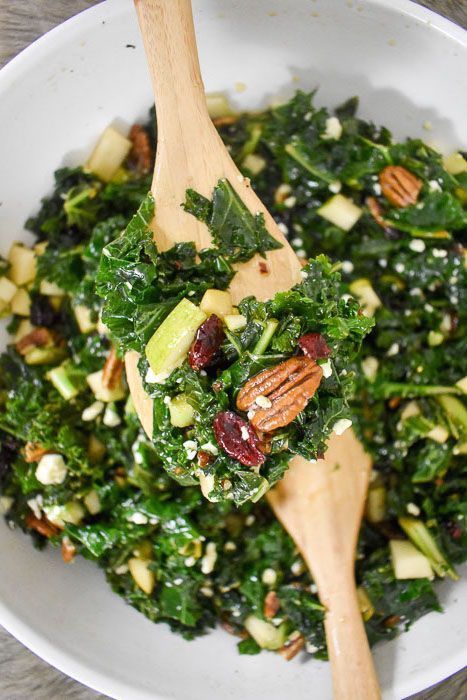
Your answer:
[237,357,323,432]
[16,327,55,355]
[25,513,60,538]
[264,591,281,618]
[279,632,305,660]
[379,166,422,207]
[61,536,77,563]
[128,124,153,175]
[102,347,123,390]
[24,442,49,463]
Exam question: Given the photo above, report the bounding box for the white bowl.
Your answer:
[0,1,466,698]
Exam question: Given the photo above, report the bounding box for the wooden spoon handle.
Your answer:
[321,571,381,700]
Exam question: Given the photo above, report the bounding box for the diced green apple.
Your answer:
[200,289,233,319]
[244,616,287,650]
[145,298,206,377]
[390,539,434,580]
[168,394,195,428]
[317,194,362,231]
[0,276,18,304]
[8,244,36,286]
[224,313,247,332]
[349,278,382,317]
[86,369,125,402]
[74,305,97,334]
[10,287,31,316]
[86,126,132,182]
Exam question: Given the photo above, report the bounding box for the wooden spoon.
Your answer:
[128,1,380,698]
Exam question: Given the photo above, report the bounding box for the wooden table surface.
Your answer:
[0,1,466,698]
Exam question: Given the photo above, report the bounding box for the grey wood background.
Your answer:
[0,1,466,698]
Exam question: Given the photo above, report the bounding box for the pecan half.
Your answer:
[212,115,238,128]
[379,166,422,207]
[25,513,60,538]
[279,632,305,661]
[16,327,55,355]
[24,442,49,463]
[61,536,77,563]
[102,347,123,389]
[236,357,323,432]
[128,124,153,175]
[264,591,280,618]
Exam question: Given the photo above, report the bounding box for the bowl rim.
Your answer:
[0,0,465,698]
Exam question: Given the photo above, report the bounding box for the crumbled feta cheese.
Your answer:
[201,542,217,574]
[35,454,67,485]
[277,222,289,236]
[43,502,84,527]
[183,439,198,460]
[386,343,400,357]
[332,418,352,436]
[409,239,426,253]
[424,303,434,313]
[146,368,170,384]
[283,195,297,208]
[300,269,308,279]
[103,405,121,427]
[379,258,388,268]
[27,495,43,520]
[361,356,379,382]
[432,248,447,258]
[322,116,342,140]
[320,360,333,379]
[224,541,237,552]
[184,556,196,567]
[406,502,421,517]
[373,182,382,195]
[409,287,422,297]
[296,249,307,258]
[200,586,214,597]
[255,395,272,409]
[247,409,256,420]
[163,395,171,405]
[291,559,305,576]
[439,313,452,333]
[200,442,219,456]
[245,514,255,526]
[341,260,354,274]
[261,568,277,585]
[329,180,342,194]
[128,512,149,525]
[395,262,405,273]
[81,401,104,422]
[428,180,442,192]
[240,426,250,441]
[306,643,319,654]
[114,564,129,575]
[310,583,318,594]
[292,237,303,247]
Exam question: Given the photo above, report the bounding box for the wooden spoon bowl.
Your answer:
[128,1,380,698]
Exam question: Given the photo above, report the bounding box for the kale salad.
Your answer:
[0,92,465,660]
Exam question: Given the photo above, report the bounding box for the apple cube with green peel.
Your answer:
[145,298,206,378]
[390,539,434,580]
[200,289,232,319]
[317,194,362,231]
[244,615,287,650]
[168,394,195,427]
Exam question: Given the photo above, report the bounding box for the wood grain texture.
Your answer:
[0,1,465,699]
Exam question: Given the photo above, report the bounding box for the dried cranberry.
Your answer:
[189,315,224,371]
[0,435,18,485]
[446,521,463,541]
[30,294,56,328]
[213,411,265,467]
[298,333,331,360]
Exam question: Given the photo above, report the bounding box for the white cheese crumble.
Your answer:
[81,401,104,422]
[200,442,219,456]
[255,395,272,409]
[27,496,43,520]
[373,182,382,195]
[261,568,277,585]
[428,180,442,192]
[145,367,169,384]
[103,405,121,427]
[306,643,319,654]
[247,409,256,420]
[432,248,447,258]
[128,512,149,525]
[184,556,196,567]
[320,360,333,379]
[35,454,67,485]
[395,263,405,273]
[378,258,388,268]
[322,116,342,140]
[386,343,400,357]
[406,502,421,517]
[114,564,129,575]
[245,514,255,526]
[291,559,305,576]
[277,222,289,236]
[409,287,422,297]
[329,180,342,194]
[201,542,217,574]
[183,439,198,460]
[292,237,303,247]
[224,541,237,552]
[332,418,352,436]
[341,260,354,274]
[240,426,250,441]
[361,356,379,382]
[283,195,297,208]
[409,239,425,253]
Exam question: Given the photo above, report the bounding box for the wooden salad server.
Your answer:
[128,1,380,697]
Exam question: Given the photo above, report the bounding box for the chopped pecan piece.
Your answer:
[25,513,60,538]
[128,124,153,174]
[264,590,280,618]
[366,196,388,228]
[258,261,269,275]
[212,115,238,128]
[279,632,305,660]
[379,166,422,207]
[237,357,323,432]
[102,347,123,389]
[197,450,213,468]
[61,536,77,563]
[24,442,49,463]
[16,327,55,355]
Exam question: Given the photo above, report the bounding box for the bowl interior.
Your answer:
[0,1,466,699]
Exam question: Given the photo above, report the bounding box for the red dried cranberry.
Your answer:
[188,315,225,371]
[298,333,331,360]
[446,521,463,541]
[213,411,265,467]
